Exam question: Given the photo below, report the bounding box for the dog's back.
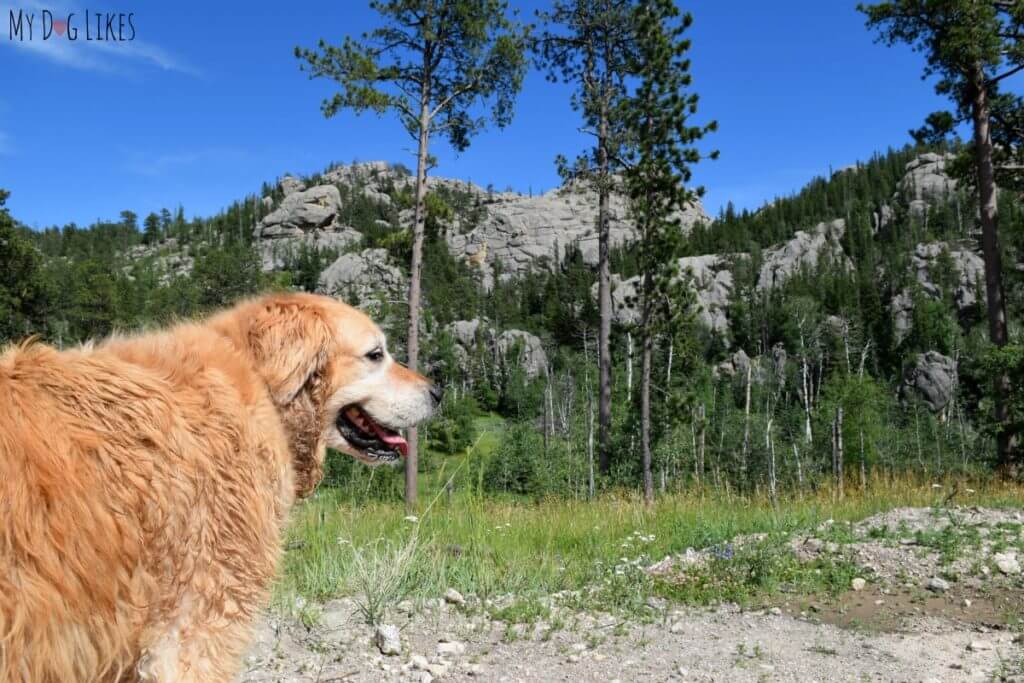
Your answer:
[0,330,291,681]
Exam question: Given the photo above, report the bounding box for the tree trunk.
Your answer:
[971,64,1017,478]
[696,403,706,487]
[404,79,431,513]
[832,406,844,501]
[741,362,752,483]
[641,330,653,504]
[597,102,613,475]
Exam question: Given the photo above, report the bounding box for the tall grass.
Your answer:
[272,471,1024,616]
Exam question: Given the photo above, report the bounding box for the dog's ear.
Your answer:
[245,298,333,406]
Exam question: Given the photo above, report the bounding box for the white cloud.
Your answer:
[3,4,201,76]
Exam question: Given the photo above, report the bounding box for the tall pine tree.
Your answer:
[296,1,528,509]
[621,0,716,502]
[861,0,1024,477]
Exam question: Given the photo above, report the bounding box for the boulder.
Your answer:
[317,248,407,306]
[757,219,852,291]
[257,185,342,236]
[446,319,484,348]
[900,351,957,412]
[496,330,548,379]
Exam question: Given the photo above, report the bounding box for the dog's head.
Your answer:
[218,293,439,497]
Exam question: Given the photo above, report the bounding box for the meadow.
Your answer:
[273,451,1024,628]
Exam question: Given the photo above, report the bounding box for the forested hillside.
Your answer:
[1,141,1021,499]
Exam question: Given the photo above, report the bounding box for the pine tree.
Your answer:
[621,0,716,502]
[861,0,1024,477]
[296,0,528,509]
[143,212,162,245]
[536,0,637,476]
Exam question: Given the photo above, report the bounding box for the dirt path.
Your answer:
[238,507,1024,682]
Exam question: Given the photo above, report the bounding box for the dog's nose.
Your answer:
[429,384,444,406]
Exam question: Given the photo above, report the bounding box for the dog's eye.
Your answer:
[365,348,384,362]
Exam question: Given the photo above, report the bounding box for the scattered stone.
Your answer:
[851,578,866,591]
[567,654,581,664]
[968,640,993,652]
[994,552,1021,575]
[769,607,783,616]
[437,641,466,657]
[466,663,485,676]
[962,598,972,608]
[759,664,776,673]
[927,577,950,593]
[444,588,466,605]
[375,624,401,656]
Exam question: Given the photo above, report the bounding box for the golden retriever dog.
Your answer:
[0,292,440,682]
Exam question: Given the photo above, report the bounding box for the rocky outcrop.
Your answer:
[258,185,342,236]
[254,184,363,271]
[443,319,548,379]
[280,175,306,197]
[757,219,851,291]
[496,330,548,379]
[891,241,984,344]
[899,351,957,412]
[447,184,709,283]
[124,239,194,283]
[323,161,403,207]
[317,248,407,306]
[900,153,957,205]
[713,345,787,387]
[600,254,735,335]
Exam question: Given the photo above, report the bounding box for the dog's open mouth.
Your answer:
[336,405,408,461]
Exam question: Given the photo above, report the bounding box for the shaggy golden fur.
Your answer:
[0,293,436,682]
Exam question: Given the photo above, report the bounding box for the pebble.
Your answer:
[769,607,783,616]
[444,588,466,605]
[567,654,581,663]
[962,598,972,608]
[851,578,866,591]
[467,663,484,676]
[927,577,950,593]
[670,621,687,633]
[968,640,993,652]
[759,664,776,673]
[411,654,430,669]
[374,624,402,656]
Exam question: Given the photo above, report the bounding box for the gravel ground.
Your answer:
[238,507,1024,683]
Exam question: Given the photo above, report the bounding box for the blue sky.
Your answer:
[1,0,949,229]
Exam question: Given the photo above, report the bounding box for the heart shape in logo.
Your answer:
[53,19,67,37]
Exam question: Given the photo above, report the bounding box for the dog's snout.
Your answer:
[428,384,444,406]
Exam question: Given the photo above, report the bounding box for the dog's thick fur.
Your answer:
[0,293,435,682]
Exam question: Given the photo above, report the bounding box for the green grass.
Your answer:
[271,469,1024,623]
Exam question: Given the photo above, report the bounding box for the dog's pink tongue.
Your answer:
[370,421,409,457]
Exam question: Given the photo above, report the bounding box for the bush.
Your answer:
[482,422,577,498]
[427,394,479,454]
